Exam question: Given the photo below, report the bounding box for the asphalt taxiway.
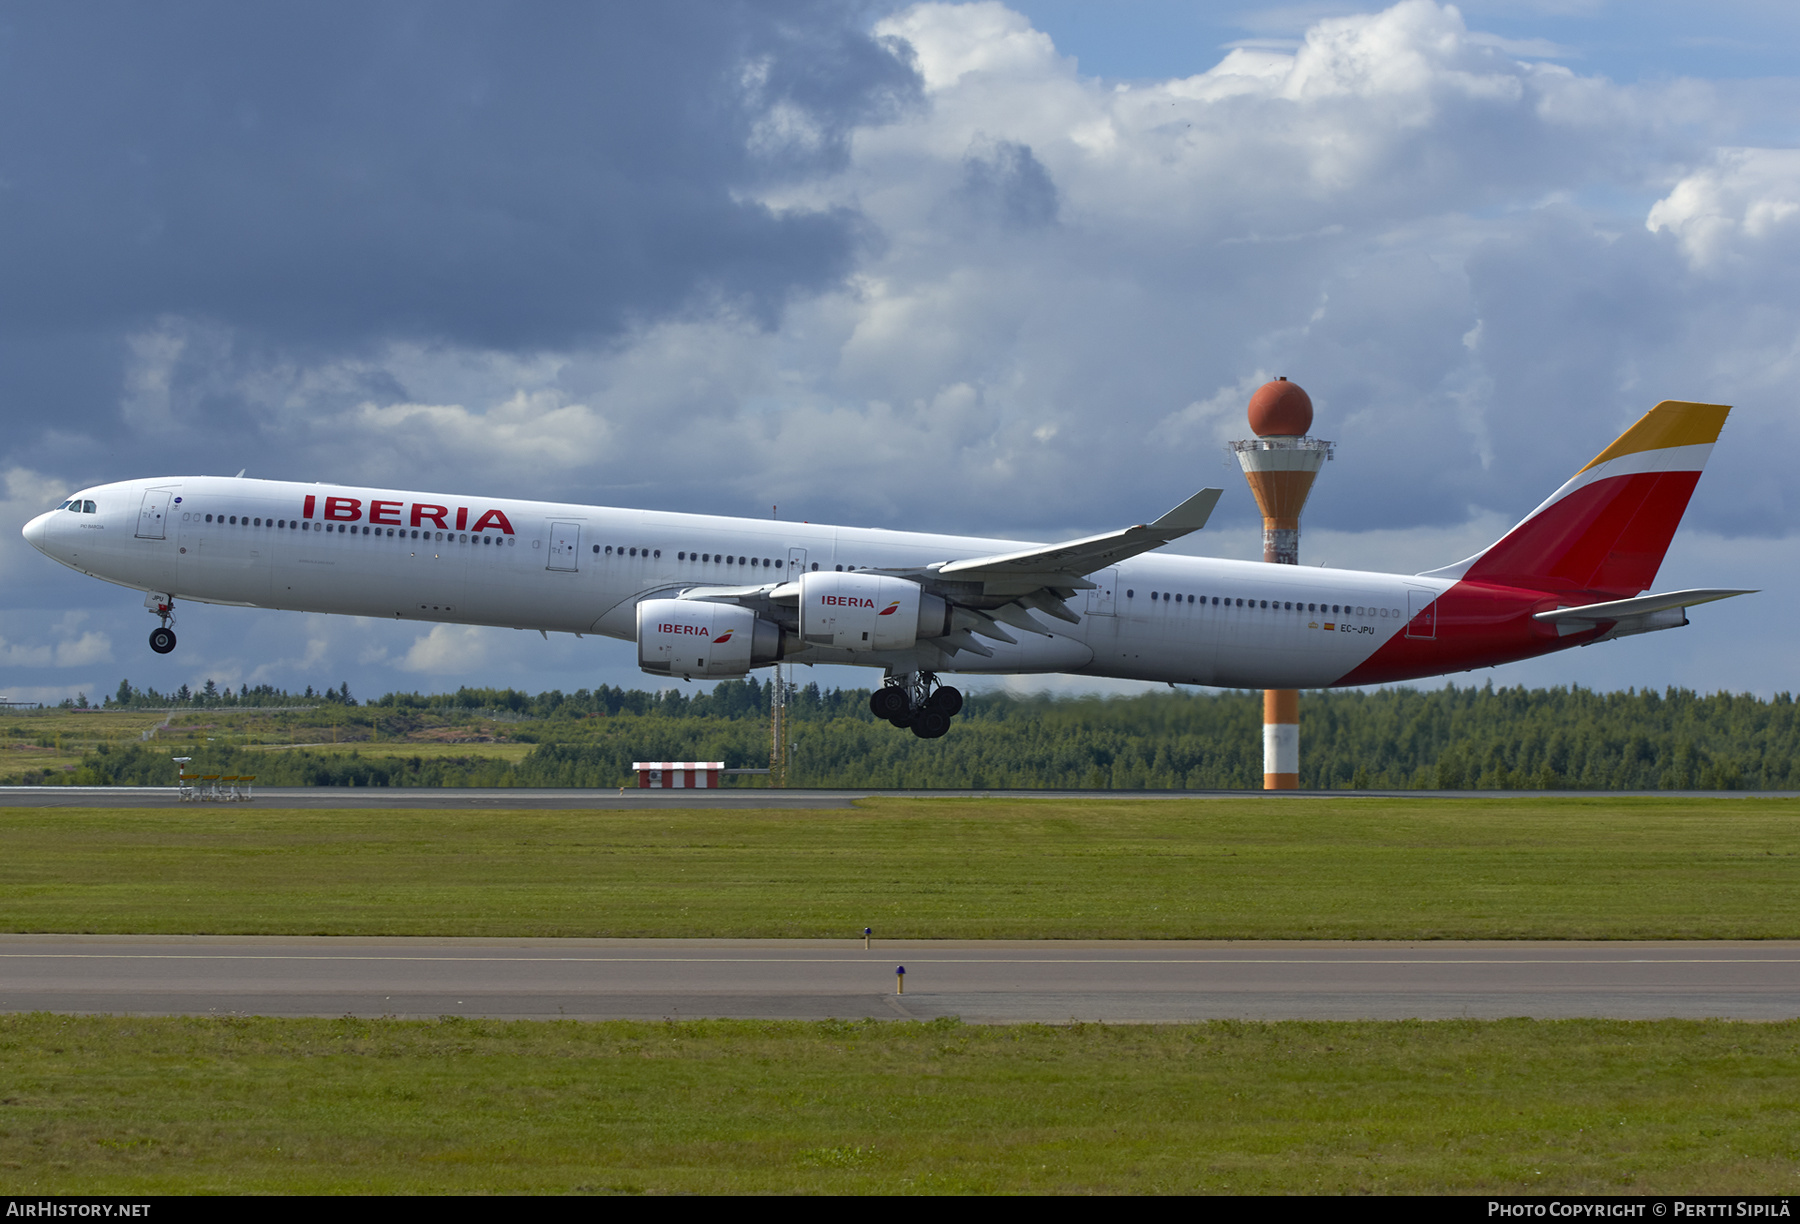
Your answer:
[2,937,1794,1023]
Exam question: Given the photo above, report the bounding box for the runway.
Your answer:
[2,936,1794,1023]
[3,786,1798,809]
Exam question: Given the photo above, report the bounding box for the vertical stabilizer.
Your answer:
[1421,400,1729,596]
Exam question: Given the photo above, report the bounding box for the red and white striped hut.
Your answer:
[632,761,724,789]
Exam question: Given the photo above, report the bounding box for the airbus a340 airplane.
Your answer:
[23,400,1749,738]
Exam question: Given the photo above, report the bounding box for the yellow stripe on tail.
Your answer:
[1577,401,1731,474]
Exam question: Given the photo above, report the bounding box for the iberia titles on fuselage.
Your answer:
[22,399,1752,733]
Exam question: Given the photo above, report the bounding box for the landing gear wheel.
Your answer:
[870,686,910,720]
[911,708,951,739]
[883,671,958,738]
[149,626,177,654]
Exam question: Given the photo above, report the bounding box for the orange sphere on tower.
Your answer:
[1247,377,1313,437]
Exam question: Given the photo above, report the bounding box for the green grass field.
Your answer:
[1,1014,1795,1194]
[2,796,1797,938]
[0,707,532,783]
[0,710,177,775]
[5,796,1797,1194]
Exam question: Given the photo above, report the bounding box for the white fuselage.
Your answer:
[25,475,1452,688]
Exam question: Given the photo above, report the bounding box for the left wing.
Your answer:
[675,486,1224,658]
[933,488,1222,595]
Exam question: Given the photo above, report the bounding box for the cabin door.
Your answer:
[1406,587,1438,639]
[547,522,581,571]
[136,491,171,540]
[1086,567,1118,616]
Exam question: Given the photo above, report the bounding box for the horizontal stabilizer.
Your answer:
[1532,588,1755,624]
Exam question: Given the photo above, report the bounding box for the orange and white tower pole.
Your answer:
[1229,378,1333,789]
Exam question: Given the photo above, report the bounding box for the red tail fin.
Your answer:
[1423,401,1729,597]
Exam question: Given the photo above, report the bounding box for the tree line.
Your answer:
[32,679,1800,790]
[89,679,354,708]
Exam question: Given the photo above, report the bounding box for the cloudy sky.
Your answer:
[5,0,1799,705]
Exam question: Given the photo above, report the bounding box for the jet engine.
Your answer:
[637,599,783,678]
[796,571,949,651]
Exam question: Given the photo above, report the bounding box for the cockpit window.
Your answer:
[82,500,96,514]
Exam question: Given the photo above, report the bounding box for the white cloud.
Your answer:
[0,634,110,670]
[876,2,1063,92]
[748,99,830,161]
[53,632,112,668]
[1155,373,1284,451]
[399,624,495,675]
[118,324,192,434]
[344,390,612,481]
[3,467,66,507]
[1280,1,1522,104]
[0,466,73,585]
[0,637,53,668]
[1647,148,1800,271]
[1464,32,1576,60]
[0,611,113,669]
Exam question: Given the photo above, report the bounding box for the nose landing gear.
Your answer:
[869,672,963,739]
[145,593,177,654]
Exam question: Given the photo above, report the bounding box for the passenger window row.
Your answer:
[674,551,781,568]
[1125,590,1403,618]
[643,551,870,574]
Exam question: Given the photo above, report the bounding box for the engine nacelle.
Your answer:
[797,571,948,652]
[637,599,783,678]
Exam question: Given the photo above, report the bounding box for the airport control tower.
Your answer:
[1230,378,1333,789]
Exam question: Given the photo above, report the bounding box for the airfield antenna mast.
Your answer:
[1229,377,1333,790]
[770,666,789,788]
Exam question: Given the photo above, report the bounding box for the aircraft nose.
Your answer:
[22,511,52,552]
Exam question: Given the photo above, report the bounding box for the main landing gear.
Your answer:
[146,594,177,654]
[870,671,963,739]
